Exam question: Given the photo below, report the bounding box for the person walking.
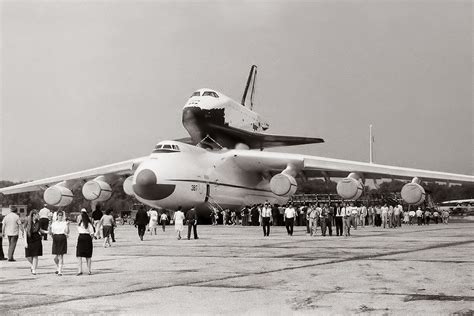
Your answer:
[409,208,416,225]
[135,206,149,241]
[284,203,296,236]
[91,206,103,239]
[148,208,159,235]
[368,205,375,226]
[381,204,389,228]
[342,203,352,236]
[49,210,69,276]
[99,209,115,248]
[173,207,185,240]
[2,206,24,261]
[261,202,272,237]
[335,203,344,236]
[0,214,5,261]
[38,204,51,241]
[160,212,168,232]
[76,209,94,276]
[424,209,431,225]
[360,205,367,227]
[416,207,423,226]
[308,204,319,236]
[350,203,358,230]
[186,206,199,240]
[433,210,440,224]
[442,210,449,224]
[24,210,48,275]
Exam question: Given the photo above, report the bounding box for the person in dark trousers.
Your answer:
[261,202,272,236]
[335,203,344,236]
[134,206,149,241]
[186,206,199,240]
[0,214,6,260]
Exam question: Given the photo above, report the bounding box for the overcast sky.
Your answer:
[1,0,472,182]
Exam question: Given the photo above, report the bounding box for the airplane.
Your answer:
[1,67,473,217]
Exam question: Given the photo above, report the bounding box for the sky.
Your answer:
[0,0,472,181]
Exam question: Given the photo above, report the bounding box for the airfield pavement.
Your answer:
[1,222,473,315]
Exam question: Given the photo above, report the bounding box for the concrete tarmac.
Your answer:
[1,222,473,315]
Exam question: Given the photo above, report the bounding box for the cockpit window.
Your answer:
[202,91,219,98]
[152,143,180,153]
[190,91,200,97]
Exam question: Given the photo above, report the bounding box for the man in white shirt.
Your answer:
[2,206,24,261]
[307,205,319,236]
[284,203,296,236]
[261,202,272,237]
[335,203,344,236]
[350,203,358,230]
[416,207,423,225]
[360,205,367,227]
[408,209,416,225]
[381,204,389,228]
[342,203,352,236]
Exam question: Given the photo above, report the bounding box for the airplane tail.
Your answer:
[241,65,257,110]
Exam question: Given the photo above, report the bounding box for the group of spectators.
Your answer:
[0,204,121,276]
[211,202,451,237]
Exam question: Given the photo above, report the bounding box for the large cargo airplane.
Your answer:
[1,67,473,215]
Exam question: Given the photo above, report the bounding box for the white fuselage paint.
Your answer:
[132,141,288,214]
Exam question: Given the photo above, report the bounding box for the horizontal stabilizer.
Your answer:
[208,124,324,149]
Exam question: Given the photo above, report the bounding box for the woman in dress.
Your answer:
[76,209,95,275]
[25,210,48,275]
[49,210,69,276]
[148,208,159,235]
[173,206,185,240]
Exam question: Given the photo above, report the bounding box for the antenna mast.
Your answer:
[369,124,374,164]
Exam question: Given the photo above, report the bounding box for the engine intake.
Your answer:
[270,173,297,196]
[82,177,112,201]
[401,182,425,205]
[123,175,134,196]
[44,184,73,207]
[337,173,363,200]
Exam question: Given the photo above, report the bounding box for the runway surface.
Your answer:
[1,222,473,315]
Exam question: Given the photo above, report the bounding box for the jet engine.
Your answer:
[270,173,297,196]
[336,173,363,200]
[82,176,112,201]
[401,177,425,205]
[123,175,134,196]
[44,183,73,207]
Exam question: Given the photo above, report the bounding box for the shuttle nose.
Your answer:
[132,168,176,201]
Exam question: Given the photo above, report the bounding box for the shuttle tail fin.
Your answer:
[241,65,257,110]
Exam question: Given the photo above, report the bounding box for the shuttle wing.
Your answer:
[230,150,474,183]
[0,157,147,195]
[208,123,324,149]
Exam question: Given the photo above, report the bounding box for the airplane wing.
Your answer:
[208,123,324,149]
[230,150,474,183]
[0,157,147,195]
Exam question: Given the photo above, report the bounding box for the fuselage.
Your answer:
[131,140,288,215]
[182,88,269,148]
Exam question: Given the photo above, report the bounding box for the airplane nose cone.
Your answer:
[135,169,157,186]
[133,169,176,201]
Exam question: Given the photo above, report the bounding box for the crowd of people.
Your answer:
[210,202,451,237]
[0,200,452,276]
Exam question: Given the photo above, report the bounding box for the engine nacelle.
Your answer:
[336,176,363,200]
[123,176,134,196]
[401,182,425,205]
[270,173,297,196]
[44,184,73,207]
[82,178,112,201]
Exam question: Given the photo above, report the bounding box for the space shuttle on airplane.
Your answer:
[181,65,324,149]
[1,66,473,217]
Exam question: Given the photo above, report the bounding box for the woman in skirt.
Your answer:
[49,210,69,276]
[76,209,94,276]
[25,210,48,275]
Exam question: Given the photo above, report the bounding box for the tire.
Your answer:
[128,219,134,225]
